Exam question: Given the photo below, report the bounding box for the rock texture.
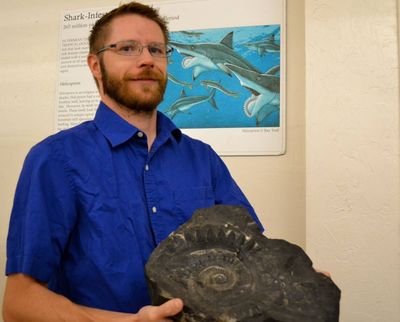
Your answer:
[145,205,341,322]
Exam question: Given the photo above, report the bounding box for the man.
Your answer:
[3,2,262,321]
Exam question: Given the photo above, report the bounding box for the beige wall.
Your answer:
[305,0,400,321]
[0,0,306,318]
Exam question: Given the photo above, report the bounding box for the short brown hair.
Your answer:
[88,1,169,54]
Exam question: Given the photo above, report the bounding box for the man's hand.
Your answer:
[3,274,184,322]
[79,298,184,322]
[136,299,184,322]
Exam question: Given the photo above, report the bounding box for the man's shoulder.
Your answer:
[177,132,221,159]
[179,132,210,149]
[29,121,96,158]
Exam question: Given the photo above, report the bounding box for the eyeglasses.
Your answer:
[96,40,173,58]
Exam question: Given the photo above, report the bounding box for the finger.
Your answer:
[315,268,331,278]
[138,298,184,321]
[157,298,184,317]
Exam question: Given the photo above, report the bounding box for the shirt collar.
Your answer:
[94,101,181,147]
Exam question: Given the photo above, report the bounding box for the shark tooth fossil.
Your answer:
[145,205,341,322]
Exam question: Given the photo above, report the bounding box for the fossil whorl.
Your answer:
[145,205,341,322]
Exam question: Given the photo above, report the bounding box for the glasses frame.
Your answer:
[95,40,173,58]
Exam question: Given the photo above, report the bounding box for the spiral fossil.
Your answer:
[145,205,341,322]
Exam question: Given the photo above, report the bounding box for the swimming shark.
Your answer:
[243,34,280,56]
[200,79,240,98]
[163,88,217,119]
[179,30,204,38]
[225,63,280,95]
[242,26,281,56]
[168,73,193,89]
[169,32,261,80]
[224,63,280,125]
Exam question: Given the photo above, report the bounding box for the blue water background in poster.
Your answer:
[158,24,281,128]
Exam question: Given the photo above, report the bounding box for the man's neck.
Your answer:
[102,97,157,150]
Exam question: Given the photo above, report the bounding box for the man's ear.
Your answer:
[87,54,102,82]
[87,54,102,91]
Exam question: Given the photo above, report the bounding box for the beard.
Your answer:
[99,58,167,113]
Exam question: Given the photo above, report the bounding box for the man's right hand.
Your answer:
[2,274,184,322]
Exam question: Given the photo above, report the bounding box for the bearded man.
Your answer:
[3,2,262,321]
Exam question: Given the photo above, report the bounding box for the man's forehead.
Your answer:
[106,14,164,43]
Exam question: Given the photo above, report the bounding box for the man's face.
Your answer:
[98,14,168,113]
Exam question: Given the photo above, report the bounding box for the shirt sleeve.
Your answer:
[207,145,265,232]
[5,139,78,282]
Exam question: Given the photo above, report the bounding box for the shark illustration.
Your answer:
[168,73,193,89]
[164,88,217,119]
[243,34,280,56]
[179,30,204,38]
[224,63,280,125]
[170,32,261,80]
[200,80,240,98]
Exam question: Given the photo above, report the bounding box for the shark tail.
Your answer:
[210,98,218,110]
[208,88,218,110]
[165,109,177,119]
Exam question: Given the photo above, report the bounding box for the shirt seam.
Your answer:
[51,138,78,200]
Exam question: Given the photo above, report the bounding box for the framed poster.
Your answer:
[56,0,286,155]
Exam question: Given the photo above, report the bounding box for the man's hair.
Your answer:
[88,1,169,54]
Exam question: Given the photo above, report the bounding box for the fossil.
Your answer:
[145,205,341,322]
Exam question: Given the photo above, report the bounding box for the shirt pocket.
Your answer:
[173,186,215,223]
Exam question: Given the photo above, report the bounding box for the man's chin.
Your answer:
[124,97,161,113]
[103,81,166,113]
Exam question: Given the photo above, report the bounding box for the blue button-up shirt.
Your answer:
[6,102,263,313]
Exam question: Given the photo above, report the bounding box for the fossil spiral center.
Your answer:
[199,266,237,291]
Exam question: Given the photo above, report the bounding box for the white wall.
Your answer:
[0,0,306,318]
[305,0,400,321]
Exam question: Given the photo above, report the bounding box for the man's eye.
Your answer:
[119,45,135,52]
[149,46,164,55]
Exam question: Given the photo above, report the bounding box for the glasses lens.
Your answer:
[116,41,141,56]
[148,43,172,58]
[107,41,173,57]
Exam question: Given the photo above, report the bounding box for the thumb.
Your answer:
[158,298,184,317]
[137,298,184,321]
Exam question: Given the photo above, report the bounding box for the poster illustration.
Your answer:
[160,24,281,129]
[56,0,286,155]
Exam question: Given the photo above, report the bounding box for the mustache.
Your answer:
[125,69,165,81]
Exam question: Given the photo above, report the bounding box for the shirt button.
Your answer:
[145,164,149,171]
[137,131,144,138]
[152,206,157,213]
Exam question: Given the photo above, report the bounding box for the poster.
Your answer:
[56,0,286,155]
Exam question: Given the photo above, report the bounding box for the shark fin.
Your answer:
[218,63,233,76]
[193,70,199,81]
[193,66,205,81]
[220,31,234,50]
[265,65,280,75]
[180,89,186,97]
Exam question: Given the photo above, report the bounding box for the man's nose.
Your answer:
[136,47,156,67]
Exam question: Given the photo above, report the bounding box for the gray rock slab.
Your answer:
[145,205,341,322]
